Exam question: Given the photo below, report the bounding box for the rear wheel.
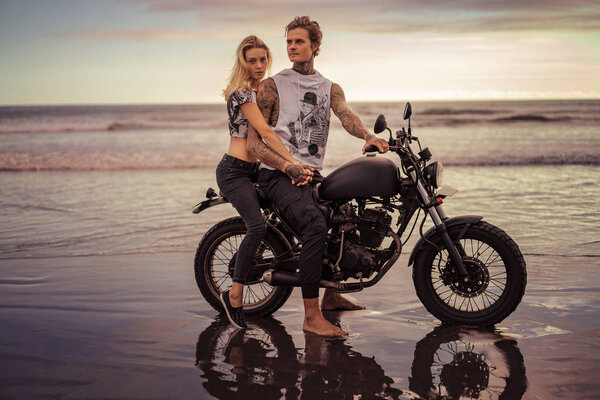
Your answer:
[194,217,293,316]
[413,221,526,325]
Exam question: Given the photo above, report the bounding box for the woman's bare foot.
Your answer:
[303,298,348,336]
[321,288,365,311]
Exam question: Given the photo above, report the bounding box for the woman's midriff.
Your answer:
[226,137,258,163]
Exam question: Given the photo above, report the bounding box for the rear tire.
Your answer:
[194,217,293,316]
[413,221,526,325]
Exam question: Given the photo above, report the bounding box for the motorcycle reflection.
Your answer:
[195,317,527,400]
[409,327,527,399]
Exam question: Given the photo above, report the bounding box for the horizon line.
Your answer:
[1,97,599,108]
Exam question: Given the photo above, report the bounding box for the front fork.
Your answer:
[411,171,470,280]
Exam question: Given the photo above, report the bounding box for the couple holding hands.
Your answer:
[216,16,388,336]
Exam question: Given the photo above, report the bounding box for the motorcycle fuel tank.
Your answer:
[319,156,400,200]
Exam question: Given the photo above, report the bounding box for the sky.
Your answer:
[0,0,599,105]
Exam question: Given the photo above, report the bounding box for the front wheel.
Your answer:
[413,221,526,325]
[194,217,293,316]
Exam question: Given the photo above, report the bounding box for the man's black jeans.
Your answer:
[258,169,327,299]
[216,154,265,284]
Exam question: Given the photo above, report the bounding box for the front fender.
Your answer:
[408,215,484,266]
[192,197,229,214]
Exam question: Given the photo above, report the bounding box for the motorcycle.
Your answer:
[192,102,527,325]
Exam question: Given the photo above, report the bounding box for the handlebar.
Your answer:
[364,144,381,153]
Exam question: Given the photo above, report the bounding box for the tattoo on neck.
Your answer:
[293,58,315,75]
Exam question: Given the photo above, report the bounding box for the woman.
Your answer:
[217,35,311,329]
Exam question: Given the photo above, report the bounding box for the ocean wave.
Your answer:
[492,114,573,123]
[0,152,220,171]
[0,113,592,134]
[421,108,500,115]
[440,154,600,166]
[0,120,227,134]
[1,151,598,171]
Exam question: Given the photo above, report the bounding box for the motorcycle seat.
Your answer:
[312,184,333,226]
[255,185,272,210]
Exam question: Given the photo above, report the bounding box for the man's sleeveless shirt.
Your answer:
[263,69,332,171]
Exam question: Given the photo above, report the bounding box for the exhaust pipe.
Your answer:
[263,269,301,286]
[262,269,342,290]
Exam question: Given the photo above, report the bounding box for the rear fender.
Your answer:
[408,215,483,266]
[192,197,229,214]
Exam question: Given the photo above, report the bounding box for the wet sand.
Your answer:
[1,249,598,399]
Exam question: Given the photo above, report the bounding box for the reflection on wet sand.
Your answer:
[409,326,527,399]
[195,316,527,400]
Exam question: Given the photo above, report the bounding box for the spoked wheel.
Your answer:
[194,217,293,316]
[413,221,526,325]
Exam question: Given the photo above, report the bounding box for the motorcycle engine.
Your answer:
[326,204,393,280]
[358,207,392,248]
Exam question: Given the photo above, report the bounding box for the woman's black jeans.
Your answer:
[216,154,266,284]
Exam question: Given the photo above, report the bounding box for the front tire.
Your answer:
[413,221,526,325]
[194,217,293,316]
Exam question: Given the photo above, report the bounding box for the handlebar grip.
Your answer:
[364,144,380,153]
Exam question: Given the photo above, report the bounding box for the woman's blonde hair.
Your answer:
[222,35,272,101]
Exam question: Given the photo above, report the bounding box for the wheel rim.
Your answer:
[205,231,278,310]
[430,238,508,313]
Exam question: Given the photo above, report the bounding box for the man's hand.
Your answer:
[362,133,389,154]
[284,162,314,186]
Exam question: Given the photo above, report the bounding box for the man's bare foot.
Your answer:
[321,288,365,311]
[303,297,348,336]
[303,313,348,336]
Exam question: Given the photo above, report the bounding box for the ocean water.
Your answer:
[1,100,599,399]
[1,100,598,172]
[1,100,598,259]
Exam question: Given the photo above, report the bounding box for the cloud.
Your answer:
[120,0,600,34]
[58,27,235,41]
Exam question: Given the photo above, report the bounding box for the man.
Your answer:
[247,16,388,336]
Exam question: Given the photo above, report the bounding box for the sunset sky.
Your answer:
[1,0,599,105]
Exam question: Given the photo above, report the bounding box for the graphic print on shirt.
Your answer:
[227,90,255,138]
[286,91,329,159]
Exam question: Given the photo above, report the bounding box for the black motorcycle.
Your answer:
[192,102,527,325]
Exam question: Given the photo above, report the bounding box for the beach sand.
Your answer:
[1,248,598,399]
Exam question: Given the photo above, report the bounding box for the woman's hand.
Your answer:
[284,162,314,186]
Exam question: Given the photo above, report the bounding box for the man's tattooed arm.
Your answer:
[257,78,279,127]
[330,83,389,153]
[247,126,286,171]
[247,127,310,184]
[247,78,285,170]
[247,79,312,183]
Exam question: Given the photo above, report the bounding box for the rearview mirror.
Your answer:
[374,114,387,134]
[403,102,412,120]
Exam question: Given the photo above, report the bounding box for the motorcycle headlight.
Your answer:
[424,161,443,189]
